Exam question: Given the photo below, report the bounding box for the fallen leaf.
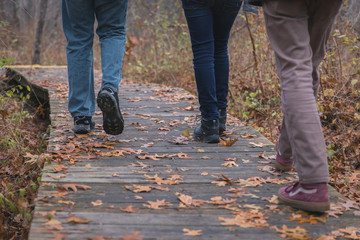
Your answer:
[182,129,191,137]
[122,231,143,240]
[222,161,239,167]
[219,138,238,147]
[125,185,152,193]
[201,172,209,176]
[42,219,63,230]
[143,199,173,209]
[182,228,202,236]
[273,225,311,240]
[58,200,75,205]
[184,106,195,111]
[67,216,91,224]
[176,193,205,207]
[62,183,92,192]
[120,205,139,213]
[91,200,103,206]
[53,164,68,173]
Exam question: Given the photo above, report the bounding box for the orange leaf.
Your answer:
[182,228,202,236]
[62,183,92,192]
[91,200,103,206]
[143,199,172,209]
[219,138,238,147]
[120,205,139,213]
[122,231,143,240]
[67,216,91,224]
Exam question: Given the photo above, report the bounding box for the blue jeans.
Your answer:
[62,0,128,117]
[182,0,241,120]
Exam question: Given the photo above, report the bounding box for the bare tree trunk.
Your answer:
[32,0,48,65]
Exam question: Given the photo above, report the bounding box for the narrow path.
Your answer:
[14,67,358,240]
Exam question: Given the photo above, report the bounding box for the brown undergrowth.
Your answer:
[0,73,49,239]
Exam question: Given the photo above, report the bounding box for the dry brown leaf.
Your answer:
[143,199,172,209]
[62,183,92,192]
[51,190,68,198]
[273,225,311,240]
[201,172,209,176]
[176,193,205,207]
[120,205,139,213]
[182,228,202,236]
[53,164,68,173]
[219,138,238,147]
[184,106,195,111]
[134,195,143,200]
[67,216,91,224]
[222,161,239,167]
[152,186,170,192]
[58,200,75,205]
[122,231,143,240]
[125,185,152,193]
[219,209,269,228]
[42,219,64,230]
[91,200,103,206]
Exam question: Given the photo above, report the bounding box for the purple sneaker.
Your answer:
[278,182,330,212]
[274,126,294,171]
[274,148,294,171]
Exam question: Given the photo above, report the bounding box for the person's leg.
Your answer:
[264,0,341,212]
[94,0,128,135]
[62,0,95,117]
[95,0,128,93]
[212,0,241,110]
[182,1,219,120]
[308,0,342,98]
[264,0,329,184]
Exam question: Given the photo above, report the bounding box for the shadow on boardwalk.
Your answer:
[12,67,359,239]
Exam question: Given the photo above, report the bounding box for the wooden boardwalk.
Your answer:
[14,67,359,240]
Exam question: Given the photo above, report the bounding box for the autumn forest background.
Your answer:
[0,0,360,238]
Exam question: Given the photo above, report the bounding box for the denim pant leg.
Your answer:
[95,0,128,93]
[62,0,96,117]
[213,0,241,110]
[182,3,219,120]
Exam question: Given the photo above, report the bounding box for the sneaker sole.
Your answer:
[278,193,330,212]
[97,91,124,135]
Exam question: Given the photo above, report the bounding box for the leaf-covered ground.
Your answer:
[0,73,49,239]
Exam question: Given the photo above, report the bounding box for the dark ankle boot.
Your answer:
[194,119,220,143]
[219,108,227,135]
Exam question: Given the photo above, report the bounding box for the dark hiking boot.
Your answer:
[74,116,95,134]
[219,108,227,135]
[97,87,124,135]
[194,119,220,143]
[278,182,330,212]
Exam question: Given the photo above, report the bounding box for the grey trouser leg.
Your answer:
[263,0,341,183]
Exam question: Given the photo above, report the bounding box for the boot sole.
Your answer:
[278,193,330,212]
[194,134,220,143]
[97,91,124,135]
[274,161,293,172]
